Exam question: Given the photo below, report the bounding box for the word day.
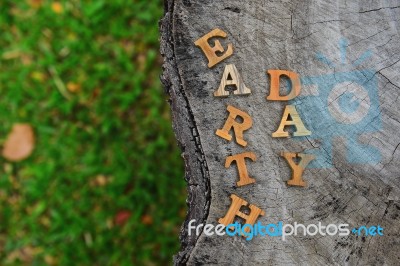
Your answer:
[194,28,317,234]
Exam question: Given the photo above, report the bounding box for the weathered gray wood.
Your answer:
[161,0,400,265]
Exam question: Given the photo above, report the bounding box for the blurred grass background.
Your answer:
[0,0,186,265]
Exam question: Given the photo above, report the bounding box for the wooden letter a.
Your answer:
[214,64,251,97]
[272,105,311,137]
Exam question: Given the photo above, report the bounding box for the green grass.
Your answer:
[0,1,185,265]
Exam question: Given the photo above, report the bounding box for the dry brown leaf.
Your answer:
[6,245,42,263]
[114,210,131,226]
[141,214,153,225]
[66,82,81,93]
[2,124,35,162]
[28,0,43,9]
[90,175,109,187]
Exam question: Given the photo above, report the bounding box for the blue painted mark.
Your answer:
[289,39,382,168]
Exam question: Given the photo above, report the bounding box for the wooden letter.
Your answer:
[194,28,233,68]
[214,64,251,97]
[272,105,311,137]
[225,152,256,187]
[266,70,301,101]
[218,194,265,233]
[281,152,315,187]
[216,105,252,147]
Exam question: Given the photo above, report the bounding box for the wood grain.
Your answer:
[214,64,252,97]
[225,151,257,187]
[161,0,400,265]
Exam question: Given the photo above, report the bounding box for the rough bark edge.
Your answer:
[159,0,211,265]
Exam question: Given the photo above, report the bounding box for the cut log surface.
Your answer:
[160,0,400,265]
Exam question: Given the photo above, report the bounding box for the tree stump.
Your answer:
[160,0,400,265]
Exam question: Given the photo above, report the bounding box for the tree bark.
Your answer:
[160,0,400,265]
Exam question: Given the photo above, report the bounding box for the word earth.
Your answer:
[195,28,317,236]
